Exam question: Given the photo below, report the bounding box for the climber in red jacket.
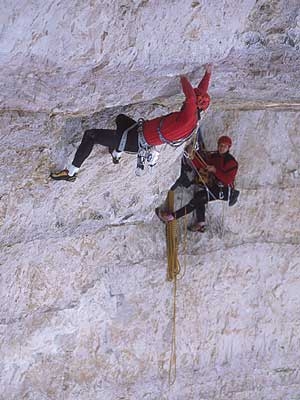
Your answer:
[50,65,212,181]
[142,65,211,146]
[156,135,239,232]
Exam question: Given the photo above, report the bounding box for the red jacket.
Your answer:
[143,72,211,146]
[195,70,211,96]
[192,151,238,186]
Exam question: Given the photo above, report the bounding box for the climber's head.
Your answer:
[194,90,210,111]
[217,135,232,154]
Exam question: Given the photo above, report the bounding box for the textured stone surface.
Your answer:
[1,1,300,399]
[1,0,300,113]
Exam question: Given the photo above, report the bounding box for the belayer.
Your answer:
[156,135,239,232]
[50,65,212,181]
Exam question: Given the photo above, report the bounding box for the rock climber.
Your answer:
[156,135,239,232]
[50,65,212,181]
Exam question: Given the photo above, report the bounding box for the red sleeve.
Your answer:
[191,156,206,170]
[197,71,211,95]
[214,159,238,185]
[180,76,196,102]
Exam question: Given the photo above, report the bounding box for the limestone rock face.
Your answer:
[1,1,300,399]
[2,0,299,114]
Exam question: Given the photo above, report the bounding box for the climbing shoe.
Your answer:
[111,149,122,164]
[50,169,76,182]
[188,223,206,233]
[112,156,120,164]
[155,208,175,223]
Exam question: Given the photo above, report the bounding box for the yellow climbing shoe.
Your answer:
[50,169,76,182]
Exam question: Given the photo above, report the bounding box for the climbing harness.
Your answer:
[157,117,201,148]
[117,118,158,176]
[119,114,203,175]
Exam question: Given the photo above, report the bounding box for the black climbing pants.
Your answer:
[72,114,139,167]
[173,185,229,223]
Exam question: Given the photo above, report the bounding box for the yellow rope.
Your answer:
[176,207,188,282]
[181,211,188,279]
[165,190,180,385]
[166,191,180,281]
[165,182,194,384]
[168,272,177,386]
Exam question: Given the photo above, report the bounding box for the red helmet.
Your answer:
[218,135,232,147]
[194,89,210,110]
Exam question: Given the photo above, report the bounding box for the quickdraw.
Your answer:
[136,118,157,175]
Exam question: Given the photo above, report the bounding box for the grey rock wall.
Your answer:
[1,1,300,399]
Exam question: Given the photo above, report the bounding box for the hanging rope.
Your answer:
[166,190,180,281]
[165,190,180,385]
[177,189,188,281]
[168,273,177,386]
[220,201,226,238]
